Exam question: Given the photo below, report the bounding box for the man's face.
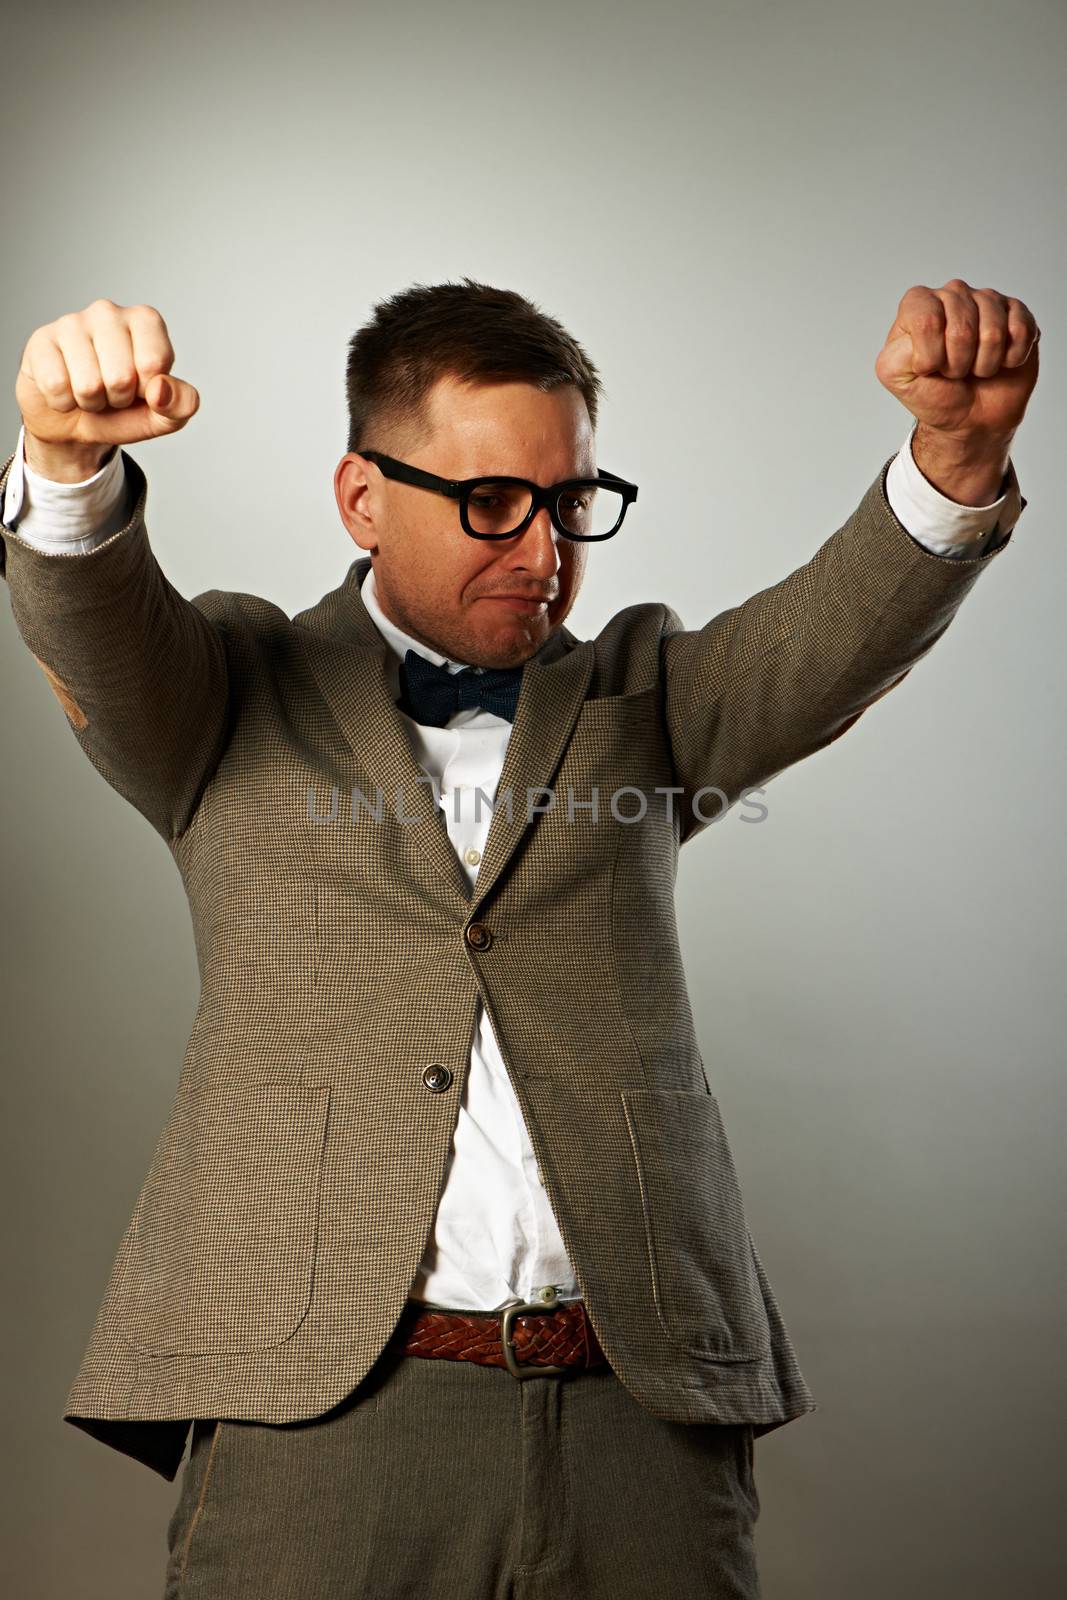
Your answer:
[334,374,595,669]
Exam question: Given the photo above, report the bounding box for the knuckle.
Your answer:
[138,347,172,375]
[38,372,70,400]
[73,377,106,404]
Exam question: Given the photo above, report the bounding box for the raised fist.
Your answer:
[15,298,199,452]
[875,279,1039,437]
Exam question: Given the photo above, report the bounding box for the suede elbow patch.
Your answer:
[33,655,88,730]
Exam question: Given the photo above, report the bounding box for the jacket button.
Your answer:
[465,922,493,950]
[423,1064,453,1092]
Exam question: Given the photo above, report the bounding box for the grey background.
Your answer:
[1,0,1063,1594]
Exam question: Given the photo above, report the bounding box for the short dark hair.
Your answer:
[344,277,603,458]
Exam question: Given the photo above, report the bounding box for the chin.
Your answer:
[473,628,545,669]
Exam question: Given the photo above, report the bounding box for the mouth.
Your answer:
[480,595,552,614]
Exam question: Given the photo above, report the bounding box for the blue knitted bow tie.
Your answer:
[396,647,525,726]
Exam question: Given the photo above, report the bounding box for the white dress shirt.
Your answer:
[0,424,1024,1314]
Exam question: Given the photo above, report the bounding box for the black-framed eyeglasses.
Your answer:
[356,449,638,542]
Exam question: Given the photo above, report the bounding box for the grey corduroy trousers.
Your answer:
[163,1303,762,1598]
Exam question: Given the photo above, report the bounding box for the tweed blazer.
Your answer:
[0,444,1016,1481]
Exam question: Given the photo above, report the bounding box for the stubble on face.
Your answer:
[364,376,595,670]
[374,541,588,670]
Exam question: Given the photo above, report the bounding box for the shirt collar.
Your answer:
[360,560,473,675]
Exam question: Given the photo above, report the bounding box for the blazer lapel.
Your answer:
[297,620,473,906]
[293,557,595,913]
[468,633,593,910]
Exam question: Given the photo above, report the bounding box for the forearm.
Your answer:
[662,448,1017,837]
[911,421,1015,507]
[23,430,116,482]
[3,425,133,553]
[0,446,232,843]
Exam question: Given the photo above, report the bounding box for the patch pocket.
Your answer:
[621,1088,771,1363]
[116,1081,331,1356]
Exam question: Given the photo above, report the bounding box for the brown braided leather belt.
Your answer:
[398,1293,609,1380]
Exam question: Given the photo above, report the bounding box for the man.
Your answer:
[0,278,1038,1597]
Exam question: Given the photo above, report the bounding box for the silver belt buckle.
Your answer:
[500,1293,571,1380]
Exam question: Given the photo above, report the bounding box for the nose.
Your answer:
[501,505,562,580]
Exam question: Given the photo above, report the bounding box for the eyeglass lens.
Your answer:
[467,481,624,540]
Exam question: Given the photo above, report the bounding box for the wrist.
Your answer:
[911,420,1015,507]
[23,430,117,483]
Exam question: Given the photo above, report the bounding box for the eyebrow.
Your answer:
[471,469,597,483]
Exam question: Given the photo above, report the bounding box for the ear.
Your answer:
[334,454,378,554]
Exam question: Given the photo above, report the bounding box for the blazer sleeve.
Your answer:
[0,446,232,843]
[660,450,1020,846]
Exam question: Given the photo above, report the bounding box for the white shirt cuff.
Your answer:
[885,418,1023,558]
[1,424,131,552]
